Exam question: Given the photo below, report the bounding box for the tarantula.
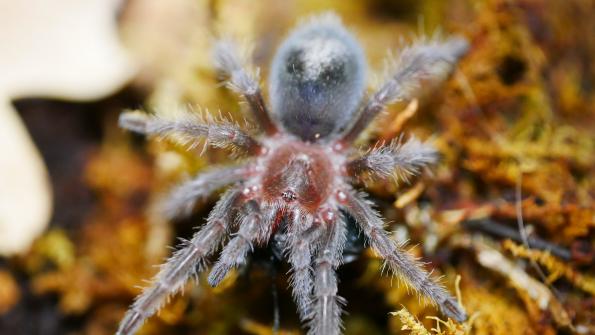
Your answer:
[117,13,468,335]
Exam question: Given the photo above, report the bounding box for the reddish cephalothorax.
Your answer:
[261,140,337,210]
[117,12,468,335]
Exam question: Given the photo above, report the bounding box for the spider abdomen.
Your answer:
[261,141,336,211]
[269,14,366,142]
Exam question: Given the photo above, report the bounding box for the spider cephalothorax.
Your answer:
[117,13,468,335]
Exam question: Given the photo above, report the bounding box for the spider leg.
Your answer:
[119,108,262,154]
[213,39,278,135]
[285,209,319,320]
[116,188,242,335]
[345,135,437,182]
[308,211,347,335]
[338,36,468,146]
[340,190,467,322]
[160,164,249,220]
[208,199,272,287]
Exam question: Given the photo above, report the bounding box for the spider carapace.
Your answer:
[117,12,469,335]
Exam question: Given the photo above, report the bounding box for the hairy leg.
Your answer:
[285,208,319,320]
[338,36,468,146]
[160,164,249,220]
[119,108,261,154]
[213,39,278,135]
[208,199,271,286]
[341,189,467,322]
[308,211,347,335]
[345,135,437,182]
[116,188,242,335]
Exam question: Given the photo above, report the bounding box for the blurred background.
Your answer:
[0,0,593,334]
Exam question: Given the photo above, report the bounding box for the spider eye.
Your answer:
[269,13,366,142]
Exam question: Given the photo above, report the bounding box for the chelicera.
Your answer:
[117,12,469,335]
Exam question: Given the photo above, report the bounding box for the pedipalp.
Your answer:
[208,199,273,287]
[308,210,347,335]
[285,209,318,320]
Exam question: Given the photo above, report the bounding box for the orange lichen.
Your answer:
[503,240,595,296]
